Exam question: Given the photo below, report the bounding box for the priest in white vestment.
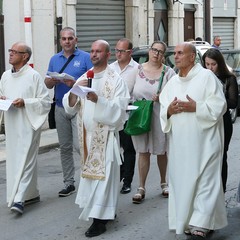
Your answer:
[0,42,51,214]
[159,43,228,238]
[63,40,129,237]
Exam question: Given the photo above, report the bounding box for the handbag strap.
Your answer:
[156,65,166,94]
[59,54,75,73]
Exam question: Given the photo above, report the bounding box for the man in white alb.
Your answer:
[0,42,51,215]
[160,42,228,238]
[63,39,129,237]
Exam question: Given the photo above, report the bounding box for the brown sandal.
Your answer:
[132,187,145,204]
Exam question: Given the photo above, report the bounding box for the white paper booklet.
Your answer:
[47,71,75,81]
[127,105,138,110]
[70,85,96,98]
[0,99,13,111]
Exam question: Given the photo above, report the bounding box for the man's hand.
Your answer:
[44,77,59,89]
[86,92,98,103]
[167,95,196,118]
[13,98,25,108]
[167,97,179,118]
[152,93,160,102]
[63,79,76,88]
[177,95,196,113]
[75,79,88,87]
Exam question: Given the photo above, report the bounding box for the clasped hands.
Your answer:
[167,95,196,118]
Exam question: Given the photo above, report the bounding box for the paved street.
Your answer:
[0,119,240,240]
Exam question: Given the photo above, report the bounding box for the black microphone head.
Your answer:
[87,70,94,88]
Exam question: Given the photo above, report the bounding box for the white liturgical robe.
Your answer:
[63,65,130,221]
[0,64,51,206]
[159,63,228,234]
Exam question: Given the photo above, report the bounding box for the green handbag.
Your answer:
[124,99,154,135]
[124,65,166,136]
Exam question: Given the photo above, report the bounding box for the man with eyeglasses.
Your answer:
[45,27,93,197]
[0,42,51,214]
[110,38,138,194]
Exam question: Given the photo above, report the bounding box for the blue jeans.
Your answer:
[55,105,79,186]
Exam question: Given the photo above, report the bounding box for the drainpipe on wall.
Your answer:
[56,0,63,53]
[204,0,210,43]
[147,0,149,45]
[24,0,34,68]
[0,0,5,76]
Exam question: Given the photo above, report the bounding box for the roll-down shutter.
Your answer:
[76,0,125,55]
[213,17,234,49]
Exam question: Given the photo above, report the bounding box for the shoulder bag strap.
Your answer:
[157,65,166,94]
[59,54,75,73]
[53,54,75,99]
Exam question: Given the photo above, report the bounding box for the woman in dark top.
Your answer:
[203,48,238,193]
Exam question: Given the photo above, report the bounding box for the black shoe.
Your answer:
[24,196,40,206]
[120,184,131,194]
[11,202,24,214]
[85,220,107,237]
[58,185,75,197]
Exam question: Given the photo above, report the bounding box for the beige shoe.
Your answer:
[132,187,145,204]
[161,183,169,198]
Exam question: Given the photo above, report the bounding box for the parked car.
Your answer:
[132,42,240,123]
[221,49,240,122]
[132,41,212,68]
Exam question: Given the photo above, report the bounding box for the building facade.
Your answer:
[1,0,240,78]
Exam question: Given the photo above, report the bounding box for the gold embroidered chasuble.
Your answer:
[78,68,118,180]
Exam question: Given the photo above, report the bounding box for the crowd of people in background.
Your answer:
[1,28,240,239]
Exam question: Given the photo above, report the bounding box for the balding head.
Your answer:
[183,42,196,55]
[9,42,32,71]
[90,39,111,71]
[174,42,196,76]
[13,42,32,61]
[93,40,110,53]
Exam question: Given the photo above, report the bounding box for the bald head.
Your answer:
[13,42,32,60]
[181,42,196,55]
[174,42,196,76]
[90,39,111,71]
[92,40,110,53]
[9,42,32,71]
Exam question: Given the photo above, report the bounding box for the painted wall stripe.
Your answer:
[24,17,31,23]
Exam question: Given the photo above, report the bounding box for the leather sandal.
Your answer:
[185,226,213,238]
[189,226,210,239]
[161,183,169,198]
[132,187,145,204]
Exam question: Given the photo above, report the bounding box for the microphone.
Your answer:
[87,70,94,88]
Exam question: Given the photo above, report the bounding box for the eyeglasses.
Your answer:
[151,47,164,55]
[8,49,27,55]
[115,49,132,54]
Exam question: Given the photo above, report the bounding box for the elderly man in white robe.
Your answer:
[63,39,129,237]
[159,42,228,238]
[0,42,51,215]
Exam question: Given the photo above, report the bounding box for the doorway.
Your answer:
[184,10,195,41]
